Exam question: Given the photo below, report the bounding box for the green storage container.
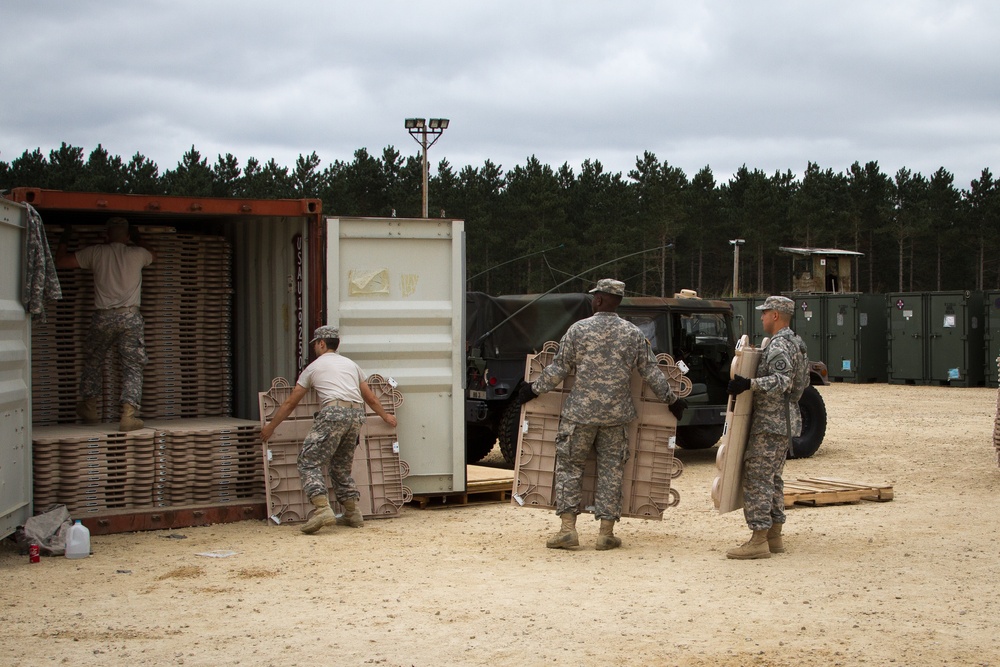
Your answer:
[825,293,887,383]
[986,290,1000,387]
[791,294,825,366]
[926,290,984,387]
[887,292,927,384]
[722,297,755,342]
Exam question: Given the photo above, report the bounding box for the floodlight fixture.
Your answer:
[405,116,451,217]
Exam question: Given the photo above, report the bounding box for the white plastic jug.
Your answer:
[65,520,91,559]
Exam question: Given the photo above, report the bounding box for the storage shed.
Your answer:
[780,247,863,293]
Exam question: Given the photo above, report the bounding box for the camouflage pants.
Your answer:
[554,419,630,521]
[298,405,366,503]
[742,431,787,531]
[80,310,147,407]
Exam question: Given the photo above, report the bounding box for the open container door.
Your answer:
[327,217,465,494]
[0,199,33,539]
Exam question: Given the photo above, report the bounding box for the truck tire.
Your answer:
[498,401,521,467]
[676,424,724,450]
[466,424,497,464]
[790,385,827,459]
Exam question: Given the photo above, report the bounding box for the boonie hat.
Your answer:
[309,325,340,343]
[589,278,625,297]
[755,295,795,315]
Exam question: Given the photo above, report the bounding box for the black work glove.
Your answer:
[58,225,74,245]
[668,397,687,421]
[516,383,538,404]
[728,375,752,397]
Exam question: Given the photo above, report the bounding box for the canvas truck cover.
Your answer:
[467,292,593,360]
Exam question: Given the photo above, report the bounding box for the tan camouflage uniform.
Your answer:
[297,404,367,502]
[532,312,677,521]
[743,327,809,531]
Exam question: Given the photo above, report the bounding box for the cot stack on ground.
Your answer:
[511,341,688,520]
[32,418,264,518]
[258,375,410,525]
[712,335,766,514]
[32,226,234,426]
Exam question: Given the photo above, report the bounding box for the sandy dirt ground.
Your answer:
[3,383,1000,667]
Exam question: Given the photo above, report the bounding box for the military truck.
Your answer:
[465,290,828,465]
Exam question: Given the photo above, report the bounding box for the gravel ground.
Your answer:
[3,382,999,667]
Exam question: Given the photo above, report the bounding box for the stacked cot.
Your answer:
[258,375,409,525]
[32,226,234,425]
[32,419,264,518]
[31,225,254,520]
[512,341,688,520]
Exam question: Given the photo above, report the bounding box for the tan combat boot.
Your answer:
[596,519,622,551]
[545,513,579,549]
[336,498,364,528]
[726,529,771,559]
[118,403,144,432]
[301,495,337,534]
[767,523,786,554]
[76,398,99,424]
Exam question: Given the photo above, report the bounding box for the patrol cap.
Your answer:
[309,325,340,343]
[589,278,625,297]
[106,216,129,231]
[756,295,795,315]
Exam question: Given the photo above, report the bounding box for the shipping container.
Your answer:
[791,294,824,360]
[886,291,985,387]
[824,293,888,383]
[327,217,465,495]
[926,290,984,387]
[6,188,465,532]
[0,198,33,540]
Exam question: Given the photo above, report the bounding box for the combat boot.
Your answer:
[545,513,579,549]
[76,398,99,424]
[118,403,144,432]
[336,498,364,528]
[301,495,337,534]
[726,529,771,559]
[767,523,786,554]
[596,519,622,551]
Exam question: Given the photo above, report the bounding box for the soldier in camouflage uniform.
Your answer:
[726,295,809,559]
[519,279,687,551]
[260,325,398,535]
[55,217,155,432]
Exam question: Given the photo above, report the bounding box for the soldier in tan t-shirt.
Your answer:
[56,217,155,431]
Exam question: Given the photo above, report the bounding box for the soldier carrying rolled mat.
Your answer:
[726,295,809,559]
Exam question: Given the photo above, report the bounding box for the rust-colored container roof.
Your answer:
[8,187,321,218]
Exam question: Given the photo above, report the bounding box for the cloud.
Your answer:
[1,0,998,187]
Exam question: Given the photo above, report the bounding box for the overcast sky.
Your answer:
[3,1,998,190]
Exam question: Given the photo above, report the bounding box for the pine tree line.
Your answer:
[2,143,998,298]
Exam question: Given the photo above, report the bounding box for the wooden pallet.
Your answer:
[784,477,893,506]
[409,465,514,509]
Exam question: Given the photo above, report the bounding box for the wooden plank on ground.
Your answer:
[784,478,893,506]
[802,477,894,501]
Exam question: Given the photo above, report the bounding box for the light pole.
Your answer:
[729,239,745,296]
[405,118,449,218]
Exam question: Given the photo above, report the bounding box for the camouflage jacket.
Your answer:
[531,312,677,425]
[751,327,809,436]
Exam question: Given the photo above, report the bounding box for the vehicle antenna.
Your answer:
[473,244,673,347]
[467,244,565,283]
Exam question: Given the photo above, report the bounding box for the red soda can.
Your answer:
[29,543,40,563]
